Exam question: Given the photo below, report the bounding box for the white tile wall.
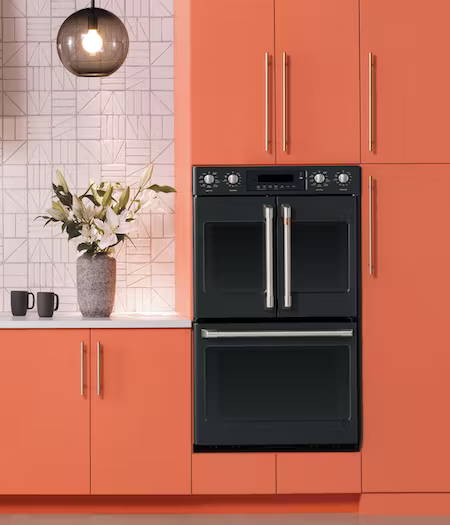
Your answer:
[0,0,175,313]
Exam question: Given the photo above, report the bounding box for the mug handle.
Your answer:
[27,292,35,310]
[54,293,59,312]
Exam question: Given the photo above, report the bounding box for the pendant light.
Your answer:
[56,0,129,77]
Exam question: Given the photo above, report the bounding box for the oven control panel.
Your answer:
[193,166,360,196]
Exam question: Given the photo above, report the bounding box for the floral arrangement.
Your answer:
[38,167,175,255]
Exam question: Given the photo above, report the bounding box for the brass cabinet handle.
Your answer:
[96,342,102,397]
[265,52,271,153]
[368,175,374,276]
[80,341,85,397]
[282,52,288,152]
[368,52,375,152]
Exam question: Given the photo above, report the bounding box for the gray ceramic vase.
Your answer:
[77,253,116,317]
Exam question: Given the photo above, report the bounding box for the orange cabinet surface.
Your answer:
[277,453,361,494]
[361,0,450,162]
[275,0,360,164]
[90,329,191,495]
[0,330,90,494]
[190,0,275,165]
[192,453,276,495]
[362,165,450,492]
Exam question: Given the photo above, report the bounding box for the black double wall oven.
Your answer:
[193,165,361,452]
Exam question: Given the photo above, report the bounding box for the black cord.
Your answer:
[91,0,95,8]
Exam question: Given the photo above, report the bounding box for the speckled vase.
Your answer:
[77,253,116,318]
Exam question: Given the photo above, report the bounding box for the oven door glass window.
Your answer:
[205,344,351,422]
[204,222,263,293]
[292,221,349,293]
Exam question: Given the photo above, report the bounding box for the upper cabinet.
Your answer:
[361,0,450,163]
[187,0,360,165]
[190,0,275,165]
[275,0,360,164]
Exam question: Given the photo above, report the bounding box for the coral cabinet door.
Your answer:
[90,329,191,495]
[362,165,450,492]
[361,1,450,162]
[275,0,359,164]
[190,0,275,165]
[0,329,90,494]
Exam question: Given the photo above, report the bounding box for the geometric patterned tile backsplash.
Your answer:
[0,0,175,313]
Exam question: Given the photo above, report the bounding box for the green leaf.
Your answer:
[66,221,81,240]
[55,169,69,193]
[117,186,130,212]
[102,185,113,207]
[148,184,176,193]
[141,165,154,188]
[91,185,102,206]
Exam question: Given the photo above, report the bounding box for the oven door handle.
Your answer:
[281,204,292,309]
[264,205,275,310]
[201,329,353,339]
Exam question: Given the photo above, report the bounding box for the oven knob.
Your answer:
[227,174,239,185]
[203,174,215,185]
[314,173,325,184]
[338,173,350,184]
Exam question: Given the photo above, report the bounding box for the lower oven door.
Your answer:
[194,322,359,451]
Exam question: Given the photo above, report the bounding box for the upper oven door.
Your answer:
[276,196,358,318]
[194,196,276,319]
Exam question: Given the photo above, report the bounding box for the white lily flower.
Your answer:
[83,199,102,221]
[94,208,133,250]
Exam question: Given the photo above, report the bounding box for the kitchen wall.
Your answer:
[0,0,175,313]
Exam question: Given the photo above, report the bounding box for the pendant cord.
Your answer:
[91,0,95,8]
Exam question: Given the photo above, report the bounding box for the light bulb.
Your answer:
[82,29,103,54]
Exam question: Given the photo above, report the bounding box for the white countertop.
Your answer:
[0,313,192,329]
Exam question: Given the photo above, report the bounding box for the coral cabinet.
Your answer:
[0,330,90,494]
[0,328,191,495]
[90,329,191,495]
[362,165,450,491]
[361,0,450,162]
[182,0,360,165]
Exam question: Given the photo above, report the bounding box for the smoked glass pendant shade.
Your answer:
[56,5,129,77]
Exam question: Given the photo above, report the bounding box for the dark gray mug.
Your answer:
[11,291,35,316]
[37,292,59,318]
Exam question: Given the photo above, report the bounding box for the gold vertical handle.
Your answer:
[265,52,270,153]
[80,341,85,397]
[368,175,374,276]
[96,342,102,397]
[282,52,288,152]
[368,52,375,152]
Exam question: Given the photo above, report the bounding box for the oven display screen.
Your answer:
[258,174,293,183]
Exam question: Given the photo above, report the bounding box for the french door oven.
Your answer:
[194,195,358,319]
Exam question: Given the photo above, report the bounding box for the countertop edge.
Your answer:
[0,316,192,329]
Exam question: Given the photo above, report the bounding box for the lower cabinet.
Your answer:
[91,329,191,495]
[276,453,361,494]
[0,329,90,494]
[192,452,361,495]
[192,453,276,495]
[0,328,191,495]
